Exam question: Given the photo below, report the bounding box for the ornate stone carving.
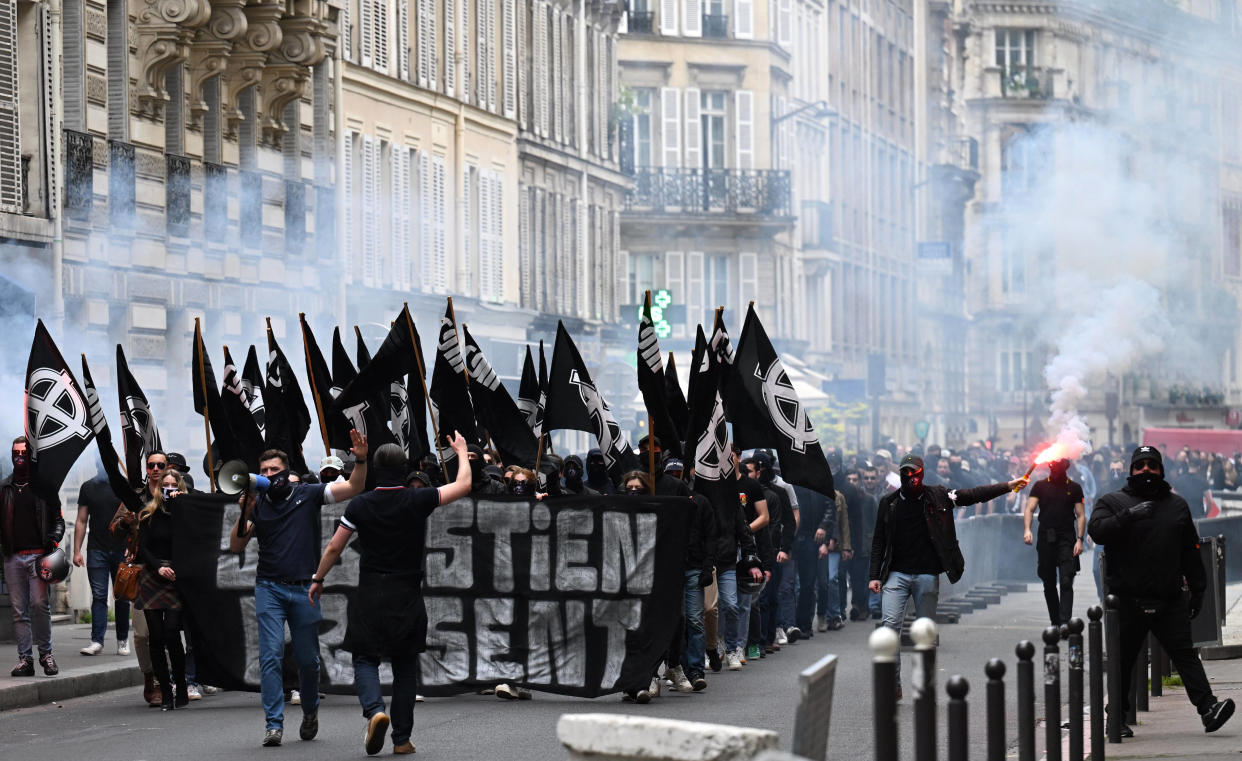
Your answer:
[134,0,211,118]
[187,0,248,125]
[85,7,107,40]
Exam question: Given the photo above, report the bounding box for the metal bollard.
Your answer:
[911,618,939,761]
[1044,627,1063,761]
[985,658,1006,761]
[1016,640,1036,761]
[1105,595,1123,743]
[947,675,969,761]
[1088,606,1105,760]
[1150,637,1163,697]
[1127,657,1139,724]
[1135,636,1149,712]
[870,627,899,761]
[1067,618,1085,761]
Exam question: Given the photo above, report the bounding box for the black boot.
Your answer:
[160,684,175,711]
[170,640,189,708]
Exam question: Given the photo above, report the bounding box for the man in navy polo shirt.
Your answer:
[231,429,369,748]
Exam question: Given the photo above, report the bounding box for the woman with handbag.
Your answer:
[137,470,189,710]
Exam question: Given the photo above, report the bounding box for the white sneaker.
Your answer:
[289,689,302,705]
[647,677,661,699]
[496,683,519,700]
[415,694,425,702]
[187,684,202,701]
[116,640,130,656]
[668,666,693,693]
[727,649,743,671]
[775,627,788,646]
[815,614,828,632]
[80,642,104,656]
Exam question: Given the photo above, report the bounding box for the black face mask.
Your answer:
[1128,470,1163,495]
[510,480,532,497]
[756,467,774,485]
[587,462,608,484]
[11,452,29,481]
[564,465,582,482]
[625,486,645,496]
[267,469,293,502]
[900,470,924,498]
[469,458,486,482]
[949,461,961,473]
[1049,464,1069,482]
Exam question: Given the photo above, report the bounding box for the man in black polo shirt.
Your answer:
[230,429,369,748]
[1023,458,1085,627]
[72,462,131,656]
[309,433,472,756]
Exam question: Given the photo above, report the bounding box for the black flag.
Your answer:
[299,319,349,452]
[684,324,743,525]
[637,292,682,460]
[710,309,775,450]
[220,346,265,470]
[23,320,94,500]
[664,351,689,446]
[733,303,835,498]
[544,321,639,485]
[241,346,267,437]
[349,329,398,449]
[264,324,310,474]
[516,346,541,432]
[81,356,143,512]
[461,325,539,467]
[116,345,163,490]
[535,340,548,439]
[429,303,481,454]
[192,321,245,466]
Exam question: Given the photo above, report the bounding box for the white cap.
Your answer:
[319,455,345,471]
[875,448,893,462]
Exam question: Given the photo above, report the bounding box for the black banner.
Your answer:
[462,325,539,467]
[637,293,682,460]
[24,319,95,500]
[174,492,692,697]
[116,344,163,490]
[264,326,311,475]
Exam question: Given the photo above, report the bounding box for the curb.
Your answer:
[1201,643,1242,661]
[0,663,144,712]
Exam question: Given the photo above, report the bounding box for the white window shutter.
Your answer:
[0,0,19,213]
[661,87,681,168]
[536,3,548,137]
[739,251,757,306]
[398,0,410,79]
[361,136,378,286]
[667,251,684,307]
[492,174,504,302]
[467,168,478,297]
[461,0,470,102]
[391,147,412,289]
[415,0,427,86]
[477,0,488,108]
[659,0,677,35]
[444,0,455,95]
[551,11,562,141]
[503,0,516,118]
[360,0,374,68]
[778,0,791,46]
[433,155,447,292]
[373,0,389,71]
[419,151,432,285]
[734,0,752,39]
[687,250,704,322]
[516,0,526,126]
[341,0,353,63]
[682,0,701,36]
[596,31,606,157]
[683,88,701,169]
[343,131,355,276]
[427,0,439,90]
[735,89,753,169]
[487,0,497,112]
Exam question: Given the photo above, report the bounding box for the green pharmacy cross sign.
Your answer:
[640,289,675,339]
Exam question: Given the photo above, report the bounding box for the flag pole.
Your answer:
[534,434,544,475]
[403,304,446,474]
[447,296,471,387]
[296,315,333,456]
[648,416,657,495]
[83,352,129,480]
[193,318,217,494]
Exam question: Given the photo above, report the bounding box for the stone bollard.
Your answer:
[911,617,939,761]
[557,714,780,761]
[1016,640,1036,761]
[870,626,900,761]
[985,658,1006,761]
[1043,627,1063,761]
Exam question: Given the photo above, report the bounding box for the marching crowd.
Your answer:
[3,430,1236,753]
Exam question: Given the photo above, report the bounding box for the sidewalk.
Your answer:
[0,621,143,711]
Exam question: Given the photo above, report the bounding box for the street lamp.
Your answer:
[771,100,838,126]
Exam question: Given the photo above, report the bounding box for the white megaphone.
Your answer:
[217,459,271,496]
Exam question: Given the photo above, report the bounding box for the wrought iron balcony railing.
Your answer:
[999,66,1053,99]
[702,13,728,38]
[204,162,228,243]
[64,129,94,222]
[625,167,793,218]
[628,11,655,34]
[108,140,135,231]
[166,154,191,237]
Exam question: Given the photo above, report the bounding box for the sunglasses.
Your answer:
[147,461,168,470]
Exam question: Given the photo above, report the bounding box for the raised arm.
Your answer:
[436,432,474,505]
[326,429,370,503]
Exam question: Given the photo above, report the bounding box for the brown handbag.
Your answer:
[113,531,142,601]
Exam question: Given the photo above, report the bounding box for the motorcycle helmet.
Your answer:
[36,547,71,584]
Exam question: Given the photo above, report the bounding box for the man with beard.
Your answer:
[309,433,472,754]
[1023,459,1085,627]
[2,437,65,677]
[230,430,370,748]
[869,454,1025,699]
[584,448,617,494]
[1089,446,1235,737]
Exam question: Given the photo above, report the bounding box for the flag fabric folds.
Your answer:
[241,346,267,438]
[683,324,743,531]
[663,351,689,446]
[23,320,95,500]
[192,320,246,468]
[544,321,638,485]
[299,319,350,452]
[220,346,265,471]
[429,303,481,453]
[461,325,539,467]
[264,325,311,475]
[516,346,541,431]
[116,345,163,490]
[80,355,143,511]
[637,292,683,460]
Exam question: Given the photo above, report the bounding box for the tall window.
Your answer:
[701,90,727,168]
[705,253,729,310]
[1000,229,1026,296]
[995,29,1035,74]
[1001,127,1039,198]
[632,88,653,167]
[997,343,1034,393]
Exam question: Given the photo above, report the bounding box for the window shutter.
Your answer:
[360,0,374,68]
[362,136,378,286]
[397,0,409,78]
[477,0,488,108]
[461,0,470,101]
[551,10,562,140]
[491,173,504,303]
[659,0,677,35]
[735,89,753,169]
[443,0,454,93]
[0,0,19,212]
[415,0,428,87]
[683,88,700,169]
[503,0,515,117]
[516,0,526,127]
[682,0,701,36]
[373,0,389,71]
[536,2,548,137]
[428,0,439,90]
[778,0,791,46]
[419,151,432,285]
[776,96,787,168]
[433,155,447,292]
[687,251,704,325]
[341,0,353,62]
[466,167,478,296]
[739,251,757,306]
[660,87,680,167]
[734,0,752,39]
[487,0,497,111]
[596,31,606,157]
[343,131,355,277]
[391,147,412,289]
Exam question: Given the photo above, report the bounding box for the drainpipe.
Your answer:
[577,0,588,318]
[49,0,65,329]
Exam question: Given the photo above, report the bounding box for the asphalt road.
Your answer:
[0,577,1090,761]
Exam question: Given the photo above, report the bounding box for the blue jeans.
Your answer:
[255,579,322,729]
[760,561,786,644]
[86,549,130,645]
[682,570,706,677]
[823,552,843,620]
[736,579,765,647]
[354,652,419,746]
[4,554,52,659]
[717,569,741,652]
[880,572,940,687]
[777,557,797,628]
[794,536,827,630]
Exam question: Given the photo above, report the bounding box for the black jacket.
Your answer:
[707,493,758,571]
[685,494,716,575]
[1088,481,1206,601]
[869,482,1009,584]
[0,478,65,555]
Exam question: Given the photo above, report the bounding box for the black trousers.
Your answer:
[144,608,187,695]
[1036,528,1078,626]
[1117,595,1215,715]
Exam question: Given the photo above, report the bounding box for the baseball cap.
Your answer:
[1131,446,1163,469]
[898,454,924,474]
[319,455,345,472]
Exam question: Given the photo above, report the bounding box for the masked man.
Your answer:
[2,437,65,677]
[1023,458,1085,627]
[869,454,1025,699]
[1089,446,1234,737]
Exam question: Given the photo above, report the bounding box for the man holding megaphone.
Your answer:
[229,429,370,749]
